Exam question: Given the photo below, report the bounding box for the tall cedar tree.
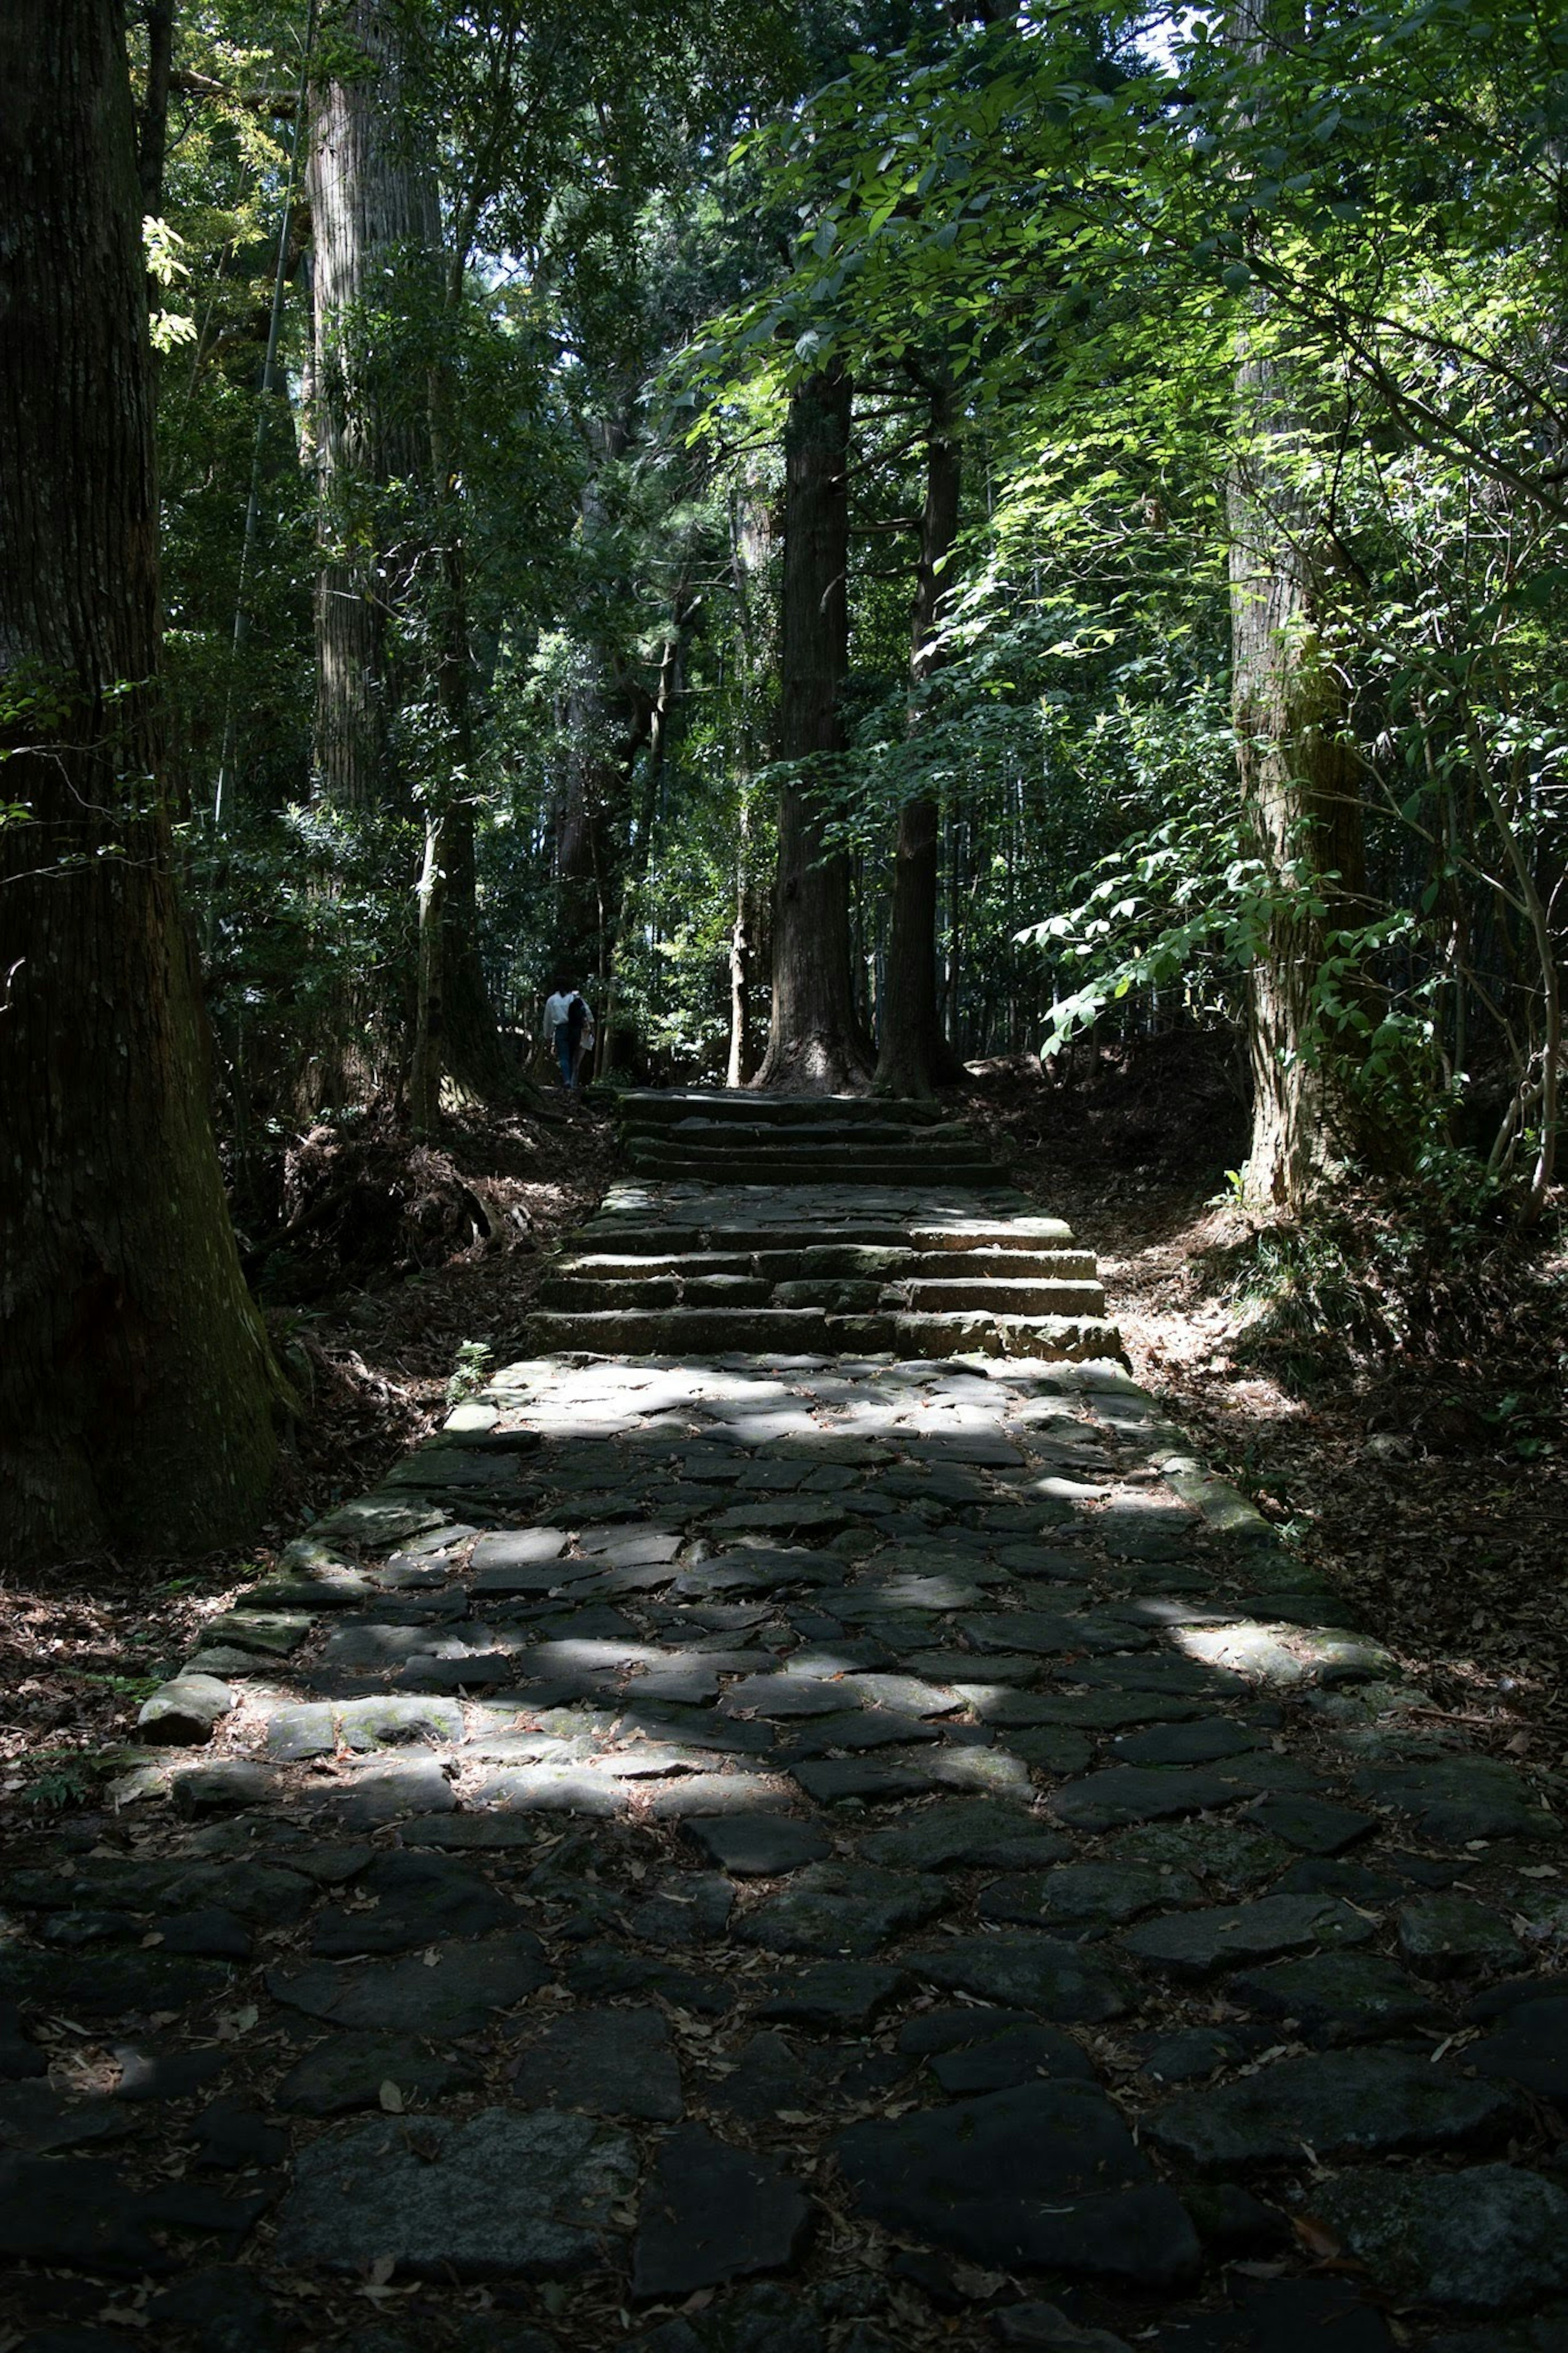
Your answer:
[757,364,874,1091]
[874,377,967,1096]
[1227,0,1364,1203]
[0,0,286,1562]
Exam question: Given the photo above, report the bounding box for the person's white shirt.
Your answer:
[542,990,576,1038]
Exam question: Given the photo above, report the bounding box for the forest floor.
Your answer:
[5,1045,1564,1810]
[965,1036,1568,1785]
[0,1093,612,1807]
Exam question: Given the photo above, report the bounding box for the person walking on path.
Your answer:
[541,980,593,1090]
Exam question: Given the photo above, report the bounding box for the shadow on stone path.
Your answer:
[4,1168,1568,2353]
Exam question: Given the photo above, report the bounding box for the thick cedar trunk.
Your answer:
[0,0,284,1563]
[1229,344,1364,1205]
[756,366,873,1093]
[875,382,967,1098]
[1225,0,1363,1205]
[307,0,437,812]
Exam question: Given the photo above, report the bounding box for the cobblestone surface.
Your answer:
[2,1172,1566,2351]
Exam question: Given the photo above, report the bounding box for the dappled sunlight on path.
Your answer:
[2,1153,1567,2351]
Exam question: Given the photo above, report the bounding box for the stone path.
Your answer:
[4,1110,1568,2353]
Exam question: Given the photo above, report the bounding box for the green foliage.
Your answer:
[445,1339,493,1405]
[141,0,1568,1202]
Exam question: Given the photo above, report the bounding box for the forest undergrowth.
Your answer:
[6,1055,1566,1816]
[0,1097,612,1812]
[980,1041,1568,1784]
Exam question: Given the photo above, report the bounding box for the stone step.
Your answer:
[577,1223,929,1256]
[527,1306,840,1355]
[524,1305,1123,1363]
[894,1277,1108,1317]
[628,1116,978,1149]
[624,1137,992,1170]
[623,1154,1005,1188]
[539,1274,777,1312]
[907,1247,1096,1281]
[573,1219,1074,1258]
[544,1255,1105,1320]
[609,1090,949,1126]
[555,1252,762,1279]
[908,1219,1074,1249]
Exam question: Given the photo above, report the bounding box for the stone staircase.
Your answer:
[527,1091,1122,1365]
[618,1089,1001,1187]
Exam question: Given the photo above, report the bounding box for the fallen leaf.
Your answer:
[378,2080,404,2114]
[1292,2214,1343,2262]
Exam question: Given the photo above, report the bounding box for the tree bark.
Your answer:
[1226,0,1364,1207]
[0,0,285,1564]
[875,379,967,1097]
[756,365,873,1093]
[1229,341,1364,1206]
[307,0,438,812]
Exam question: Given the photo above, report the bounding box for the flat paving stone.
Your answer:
[1101,1821,1292,1890]
[1353,1757,1557,1844]
[1108,1722,1264,1767]
[628,1872,735,1946]
[1243,1794,1377,1854]
[309,1853,516,1954]
[682,1815,832,1875]
[733,1862,946,1956]
[1397,1893,1523,1976]
[1119,1894,1374,1977]
[835,2082,1200,2289]
[510,2005,683,2121]
[1049,1763,1301,1831]
[703,2029,825,2123]
[857,1799,1071,1871]
[978,1862,1205,1933]
[316,1759,459,1825]
[1149,2047,1527,2170]
[1230,1951,1442,2041]
[275,2108,637,2277]
[926,2021,1097,2095]
[903,1932,1131,2020]
[756,1962,907,2029]
[275,2033,483,2117]
[266,1931,548,2034]
[1310,2164,1568,2311]
[632,2124,811,2296]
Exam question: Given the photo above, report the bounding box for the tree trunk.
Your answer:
[1229,341,1363,1205]
[307,0,437,812]
[756,365,873,1093]
[1226,0,1363,1207]
[875,379,967,1098]
[0,0,285,1564]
